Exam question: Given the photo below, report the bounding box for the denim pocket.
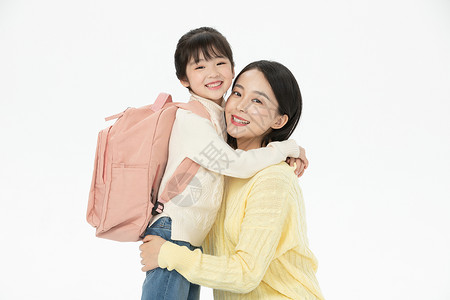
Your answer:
[150,217,172,229]
[144,217,172,240]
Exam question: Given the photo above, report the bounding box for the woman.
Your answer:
[140,60,324,299]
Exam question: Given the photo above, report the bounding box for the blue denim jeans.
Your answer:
[141,217,201,300]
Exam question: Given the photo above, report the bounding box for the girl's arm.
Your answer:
[176,109,301,178]
[141,170,294,293]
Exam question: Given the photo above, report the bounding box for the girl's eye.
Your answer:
[217,62,226,66]
[232,91,241,97]
[252,98,262,104]
[195,66,205,70]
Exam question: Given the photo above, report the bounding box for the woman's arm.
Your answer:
[175,109,303,178]
[140,171,294,293]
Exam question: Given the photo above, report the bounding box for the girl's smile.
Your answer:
[205,80,224,90]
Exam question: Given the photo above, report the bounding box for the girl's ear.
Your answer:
[271,114,289,130]
[180,78,190,88]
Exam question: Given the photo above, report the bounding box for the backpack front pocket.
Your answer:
[103,164,149,231]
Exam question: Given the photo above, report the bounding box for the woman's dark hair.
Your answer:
[227,60,302,148]
[174,27,234,81]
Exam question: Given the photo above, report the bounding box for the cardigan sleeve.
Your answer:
[158,172,292,293]
[174,109,299,178]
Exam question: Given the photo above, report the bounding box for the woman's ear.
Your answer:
[271,114,289,130]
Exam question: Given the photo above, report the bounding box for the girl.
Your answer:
[140,60,324,299]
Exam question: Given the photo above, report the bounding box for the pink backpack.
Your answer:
[87,93,210,242]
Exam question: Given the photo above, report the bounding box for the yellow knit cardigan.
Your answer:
[158,162,324,299]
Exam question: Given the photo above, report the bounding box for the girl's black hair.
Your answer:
[227,60,302,149]
[175,27,234,81]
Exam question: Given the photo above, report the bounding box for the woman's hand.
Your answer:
[286,146,309,177]
[139,235,167,272]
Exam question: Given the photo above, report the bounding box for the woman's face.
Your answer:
[225,69,287,150]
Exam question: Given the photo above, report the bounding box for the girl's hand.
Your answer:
[286,147,309,177]
[139,235,167,272]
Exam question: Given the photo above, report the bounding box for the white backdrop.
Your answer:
[1,0,449,299]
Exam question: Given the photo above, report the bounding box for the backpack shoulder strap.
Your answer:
[155,100,212,212]
[177,101,211,121]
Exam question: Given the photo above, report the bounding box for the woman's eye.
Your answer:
[252,98,262,104]
[232,91,241,97]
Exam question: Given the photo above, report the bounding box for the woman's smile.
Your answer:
[230,115,250,126]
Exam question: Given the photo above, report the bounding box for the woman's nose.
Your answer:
[236,99,247,112]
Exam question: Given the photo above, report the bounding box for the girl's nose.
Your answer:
[209,70,219,78]
[208,65,220,78]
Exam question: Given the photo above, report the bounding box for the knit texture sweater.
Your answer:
[152,93,300,246]
[158,162,324,299]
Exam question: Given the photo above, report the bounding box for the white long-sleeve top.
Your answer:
[152,93,300,246]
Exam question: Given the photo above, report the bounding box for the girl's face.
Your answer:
[225,69,288,150]
[181,51,234,105]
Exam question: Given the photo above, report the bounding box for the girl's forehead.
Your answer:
[190,47,227,63]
